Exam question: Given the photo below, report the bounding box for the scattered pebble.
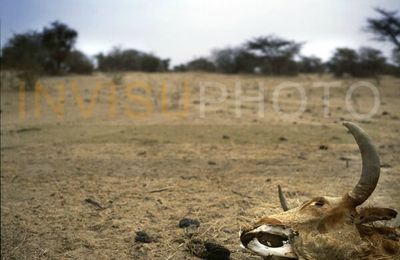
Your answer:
[187,239,230,260]
[319,145,328,150]
[279,136,288,141]
[208,161,216,165]
[382,111,390,116]
[135,231,153,243]
[179,218,200,228]
[222,135,230,140]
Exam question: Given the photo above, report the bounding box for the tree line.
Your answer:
[177,39,395,78]
[174,8,399,77]
[1,21,169,89]
[1,8,399,89]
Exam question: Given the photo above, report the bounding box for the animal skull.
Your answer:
[240,122,399,259]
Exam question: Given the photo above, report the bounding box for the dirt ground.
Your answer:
[1,72,399,259]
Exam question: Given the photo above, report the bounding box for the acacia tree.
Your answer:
[366,8,400,48]
[357,47,386,77]
[366,8,400,69]
[211,47,241,74]
[328,48,359,77]
[42,21,78,74]
[298,55,325,74]
[246,35,302,75]
[2,31,46,89]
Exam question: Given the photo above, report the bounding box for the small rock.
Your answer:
[382,111,390,116]
[205,241,231,260]
[135,231,153,243]
[222,135,230,140]
[179,218,200,228]
[208,161,216,165]
[279,137,288,141]
[187,239,231,260]
[319,145,328,150]
[137,151,147,156]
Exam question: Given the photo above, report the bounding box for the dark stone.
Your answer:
[204,241,230,260]
[208,161,216,165]
[222,135,230,139]
[279,137,288,141]
[135,231,153,243]
[179,218,200,228]
[319,145,328,150]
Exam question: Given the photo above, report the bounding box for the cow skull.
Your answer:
[240,122,399,259]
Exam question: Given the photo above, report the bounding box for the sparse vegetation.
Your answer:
[108,71,125,85]
[41,21,78,75]
[1,21,93,90]
[96,47,169,72]
[365,8,400,76]
[65,50,94,74]
[2,31,46,90]
[328,47,386,78]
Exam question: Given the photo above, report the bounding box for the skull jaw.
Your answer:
[240,224,298,259]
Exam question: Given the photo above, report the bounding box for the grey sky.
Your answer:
[1,0,399,65]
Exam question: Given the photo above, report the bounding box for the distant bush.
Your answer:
[209,35,302,76]
[2,31,46,90]
[211,47,240,73]
[298,55,325,74]
[96,47,169,72]
[383,63,400,77]
[328,47,387,78]
[327,48,359,77]
[66,50,94,74]
[108,72,124,85]
[173,64,188,72]
[41,21,78,75]
[184,58,216,72]
[1,21,93,90]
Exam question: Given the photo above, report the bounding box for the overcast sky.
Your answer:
[1,0,399,65]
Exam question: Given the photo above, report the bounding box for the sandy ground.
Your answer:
[1,72,399,259]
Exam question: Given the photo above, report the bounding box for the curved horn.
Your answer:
[278,185,289,211]
[343,122,380,206]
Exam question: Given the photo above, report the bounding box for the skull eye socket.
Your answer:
[314,200,325,207]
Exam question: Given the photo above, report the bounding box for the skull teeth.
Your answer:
[240,224,298,258]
